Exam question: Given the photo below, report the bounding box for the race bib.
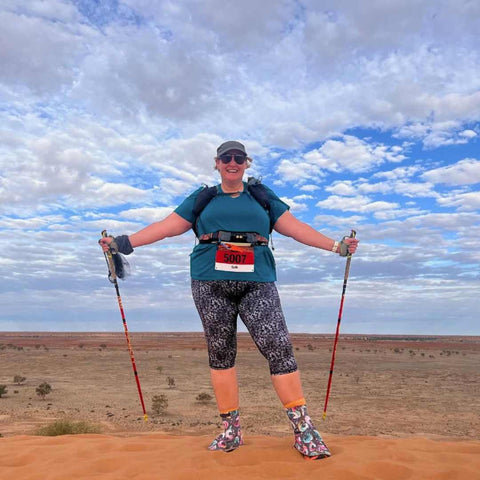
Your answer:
[215,242,255,272]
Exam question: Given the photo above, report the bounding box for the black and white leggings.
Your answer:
[191,279,298,376]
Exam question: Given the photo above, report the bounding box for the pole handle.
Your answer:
[100,230,116,282]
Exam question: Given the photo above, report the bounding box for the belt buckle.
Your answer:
[232,232,248,243]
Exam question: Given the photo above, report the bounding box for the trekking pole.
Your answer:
[322,229,356,420]
[101,230,148,422]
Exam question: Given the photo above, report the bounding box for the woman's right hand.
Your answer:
[98,236,113,253]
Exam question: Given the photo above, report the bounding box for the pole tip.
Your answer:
[143,414,149,422]
[322,412,327,421]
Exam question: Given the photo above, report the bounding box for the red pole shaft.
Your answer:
[113,279,148,418]
[323,230,356,420]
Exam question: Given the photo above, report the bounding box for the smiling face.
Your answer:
[215,149,249,184]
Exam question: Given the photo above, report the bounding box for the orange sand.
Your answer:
[1,434,479,480]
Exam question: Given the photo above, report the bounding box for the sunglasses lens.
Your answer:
[234,155,246,165]
[220,154,247,164]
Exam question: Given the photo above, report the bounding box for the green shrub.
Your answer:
[36,382,52,400]
[14,375,26,385]
[35,420,101,436]
[195,392,213,404]
[151,394,168,415]
[0,385,7,398]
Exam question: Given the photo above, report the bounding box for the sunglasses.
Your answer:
[219,153,247,165]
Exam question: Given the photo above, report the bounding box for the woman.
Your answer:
[100,140,358,459]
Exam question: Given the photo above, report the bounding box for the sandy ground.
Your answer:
[2,434,480,480]
[1,332,479,479]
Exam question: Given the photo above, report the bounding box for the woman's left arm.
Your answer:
[273,211,358,254]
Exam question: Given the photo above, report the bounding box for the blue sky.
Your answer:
[0,1,479,334]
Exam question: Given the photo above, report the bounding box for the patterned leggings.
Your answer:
[191,279,298,375]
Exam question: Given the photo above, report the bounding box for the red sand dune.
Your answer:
[1,433,480,480]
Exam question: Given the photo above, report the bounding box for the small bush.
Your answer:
[35,420,101,436]
[14,375,26,385]
[156,366,163,374]
[0,385,8,398]
[196,392,213,404]
[152,394,168,415]
[36,382,52,400]
[167,376,175,388]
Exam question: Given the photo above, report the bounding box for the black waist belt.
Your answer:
[199,231,268,246]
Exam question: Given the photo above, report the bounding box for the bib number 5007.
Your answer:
[223,253,247,264]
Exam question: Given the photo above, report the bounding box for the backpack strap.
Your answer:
[192,185,218,236]
[246,177,275,233]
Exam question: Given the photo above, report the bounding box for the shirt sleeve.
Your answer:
[173,186,203,223]
[263,184,290,223]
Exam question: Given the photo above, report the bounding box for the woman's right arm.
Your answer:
[99,212,192,252]
[129,213,192,247]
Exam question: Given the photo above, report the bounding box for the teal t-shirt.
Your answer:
[174,182,289,282]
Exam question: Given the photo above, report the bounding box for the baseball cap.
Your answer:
[217,141,247,157]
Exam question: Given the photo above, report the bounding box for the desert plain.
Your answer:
[1,331,479,479]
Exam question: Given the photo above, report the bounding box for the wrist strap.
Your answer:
[114,235,134,255]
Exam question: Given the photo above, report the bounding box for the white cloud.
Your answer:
[460,129,477,138]
[305,135,407,173]
[372,206,427,221]
[292,194,314,201]
[389,181,437,198]
[406,212,480,230]
[280,197,308,212]
[276,159,325,184]
[299,184,321,192]
[356,182,393,195]
[395,120,480,148]
[325,174,437,199]
[0,8,90,94]
[314,214,366,228]
[422,158,480,185]
[316,195,399,213]
[120,207,175,224]
[0,215,65,230]
[437,191,480,211]
[276,135,407,186]
[373,165,422,180]
[325,181,357,196]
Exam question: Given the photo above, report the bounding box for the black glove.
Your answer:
[109,235,134,255]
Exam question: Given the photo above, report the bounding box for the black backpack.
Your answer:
[192,177,275,236]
